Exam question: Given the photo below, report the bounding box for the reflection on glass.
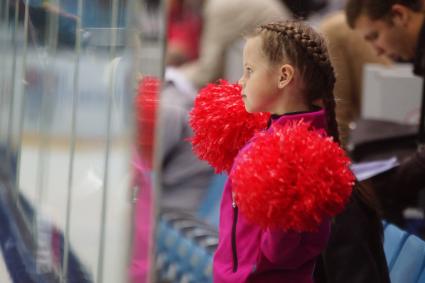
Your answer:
[0,0,143,282]
[136,1,220,283]
[129,1,165,283]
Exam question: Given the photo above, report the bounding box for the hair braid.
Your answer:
[260,20,381,238]
[321,66,340,144]
[257,21,341,144]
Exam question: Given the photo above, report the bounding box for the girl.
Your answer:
[213,20,345,283]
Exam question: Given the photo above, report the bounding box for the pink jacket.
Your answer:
[213,109,331,283]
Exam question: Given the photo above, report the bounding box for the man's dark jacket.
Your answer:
[315,17,425,283]
[392,17,425,195]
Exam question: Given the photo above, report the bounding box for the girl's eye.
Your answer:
[246,67,253,74]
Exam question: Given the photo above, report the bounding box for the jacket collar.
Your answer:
[271,108,327,131]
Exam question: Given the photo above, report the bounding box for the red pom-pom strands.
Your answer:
[231,121,354,232]
[189,80,270,173]
[135,76,160,169]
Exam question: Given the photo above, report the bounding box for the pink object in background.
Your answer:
[128,153,154,283]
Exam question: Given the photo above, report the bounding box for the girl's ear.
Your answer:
[278,64,295,89]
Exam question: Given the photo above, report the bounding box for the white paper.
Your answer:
[351,157,400,181]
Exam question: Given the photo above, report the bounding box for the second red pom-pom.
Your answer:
[230,121,354,232]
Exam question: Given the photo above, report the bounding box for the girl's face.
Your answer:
[239,36,282,113]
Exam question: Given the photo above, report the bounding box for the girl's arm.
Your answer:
[260,220,330,269]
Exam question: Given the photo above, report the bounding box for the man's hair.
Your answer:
[345,0,423,28]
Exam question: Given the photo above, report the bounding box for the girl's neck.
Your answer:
[270,101,310,116]
[269,77,310,115]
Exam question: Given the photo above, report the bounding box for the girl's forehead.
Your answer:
[243,36,265,59]
[245,36,262,50]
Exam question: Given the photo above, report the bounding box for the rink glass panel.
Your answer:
[0,0,165,282]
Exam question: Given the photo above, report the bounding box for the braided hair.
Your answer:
[251,20,340,144]
[254,22,387,250]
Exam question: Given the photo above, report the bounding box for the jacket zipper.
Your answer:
[232,201,239,272]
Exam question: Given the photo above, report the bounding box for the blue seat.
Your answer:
[384,224,409,269]
[179,272,198,283]
[202,256,214,282]
[197,173,227,228]
[156,221,182,280]
[416,264,425,283]
[164,224,181,252]
[156,220,169,253]
[156,174,224,283]
[389,234,425,283]
[162,262,183,282]
[190,244,213,282]
[176,236,197,272]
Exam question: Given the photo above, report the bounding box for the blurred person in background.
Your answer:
[314,22,392,281]
[166,0,203,66]
[130,69,215,283]
[8,0,127,46]
[8,0,77,46]
[344,0,425,226]
[311,12,394,283]
[319,11,392,147]
[315,2,425,281]
[157,67,216,212]
[135,70,215,213]
[316,2,425,282]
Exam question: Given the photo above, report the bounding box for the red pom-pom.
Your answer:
[189,80,270,173]
[135,76,160,168]
[231,121,354,232]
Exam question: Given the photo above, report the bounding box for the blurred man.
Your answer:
[345,0,425,223]
[319,11,391,147]
[314,2,425,282]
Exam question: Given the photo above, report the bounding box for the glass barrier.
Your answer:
[0,0,165,282]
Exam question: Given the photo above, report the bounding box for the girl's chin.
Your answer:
[244,105,255,114]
